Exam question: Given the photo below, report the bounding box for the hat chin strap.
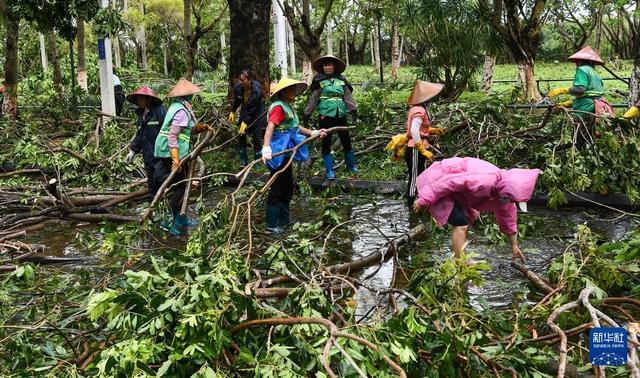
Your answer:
[517,202,528,212]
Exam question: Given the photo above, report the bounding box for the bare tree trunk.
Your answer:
[326,19,333,55]
[390,19,399,80]
[594,9,603,51]
[113,36,122,68]
[2,14,19,121]
[48,32,63,94]
[481,53,496,92]
[138,0,148,70]
[220,31,227,66]
[39,34,48,71]
[163,42,169,76]
[228,0,271,99]
[370,29,376,67]
[517,59,541,101]
[302,56,313,84]
[631,5,640,104]
[184,0,195,80]
[77,19,88,92]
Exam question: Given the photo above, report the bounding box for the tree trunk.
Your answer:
[39,34,48,71]
[138,0,148,70]
[631,12,640,104]
[344,28,349,66]
[517,59,541,102]
[370,29,377,68]
[220,31,227,67]
[228,0,271,99]
[390,19,399,80]
[287,20,296,74]
[48,32,63,94]
[184,0,194,80]
[481,53,496,92]
[163,42,169,76]
[113,37,121,68]
[326,19,333,55]
[77,19,88,92]
[2,14,19,121]
[302,57,313,84]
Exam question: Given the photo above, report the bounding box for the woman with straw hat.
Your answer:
[124,86,166,197]
[153,78,213,236]
[262,78,327,234]
[403,80,446,207]
[303,55,358,180]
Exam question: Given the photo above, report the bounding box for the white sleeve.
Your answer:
[410,117,422,145]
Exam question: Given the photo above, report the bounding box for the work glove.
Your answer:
[415,141,434,161]
[261,146,272,162]
[228,112,236,124]
[385,134,409,151]
[125,150,135,164]
[239,122,248,135]
[555,100,573,108]
[429,127,446,136]
[194,123,212,133]
[547,87,570,97]
[623,106,640,119]
[170,147,181,171]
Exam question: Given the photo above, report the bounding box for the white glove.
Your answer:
[261,146,272,162]
[125,150,135,164]
[310,130,321,138]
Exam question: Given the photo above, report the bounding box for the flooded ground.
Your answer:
[16,194,636,318]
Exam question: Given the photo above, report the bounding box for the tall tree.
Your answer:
[77,19,88,92]
[478,0,548,101]
[549,0,599,52]
[281,0,335,61]
[0,1,19,121]
[227,0,270,98]
[48,31,63,93]
[183,0,227,80]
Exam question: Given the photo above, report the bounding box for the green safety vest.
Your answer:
[318,78,347,117]
[154,101,195,159]
[572,65,604,113]
[269,100,299,132]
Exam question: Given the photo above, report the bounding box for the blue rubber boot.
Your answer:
[174,214,198,228]
[239,147,249,167]
[278,202,291,228]
[322,154,336,180]
[169,221,185,237]
[265,204,284,234]
[344,150,359,174]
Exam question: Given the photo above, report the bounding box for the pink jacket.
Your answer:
[415,157,540,235]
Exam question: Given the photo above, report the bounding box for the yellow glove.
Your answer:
[415,141,434,161]
[385,134,409,151]
[429,127,446,136]
[547,87,570,97]
[239,122,248,135]
[623,106,640,119]
[228,112,236,124]
[170,148,181,171]
[556,100,573,108]
[392,143,407,162]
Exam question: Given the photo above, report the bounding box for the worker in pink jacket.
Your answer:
[413,157,540,261]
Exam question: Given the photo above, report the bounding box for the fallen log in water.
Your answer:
[511,261,555,294]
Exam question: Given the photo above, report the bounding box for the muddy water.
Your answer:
[20,195,635,316]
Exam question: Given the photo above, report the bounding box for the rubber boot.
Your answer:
[344,150,359,174]
[322,154,336,180]
[239,147,248,167]
[160,213,185,236]
[174,214,198,228]
[265,204,284,234]
[278,202,291,228]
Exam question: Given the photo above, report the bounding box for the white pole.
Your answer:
[99,0,116,117]
[39,34,48,71]
[287,20,296,74]
[272,0,287,78]
[398,36,404,66]
[220,31,227,66]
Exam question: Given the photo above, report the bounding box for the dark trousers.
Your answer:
[153,157,186,214]
[267,162,294,206]
[405,146,429,207]
[319,115,352,155]
[238,123,264,154]
[145,164,156,198]
[114,85,125,117]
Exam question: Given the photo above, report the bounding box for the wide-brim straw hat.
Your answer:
[126,85,162,106]
[167,78,201,98]
[312,55,347,74]
[407,80,444,105]
[270,78,308,100]
[568,46,603,65]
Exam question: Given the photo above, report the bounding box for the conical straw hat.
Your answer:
[126,85,162,106]
[312,55,347,74]
[568,46,603,65]
[167,78,202,98]
[407,80,444,105]
[270,78,308,100]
